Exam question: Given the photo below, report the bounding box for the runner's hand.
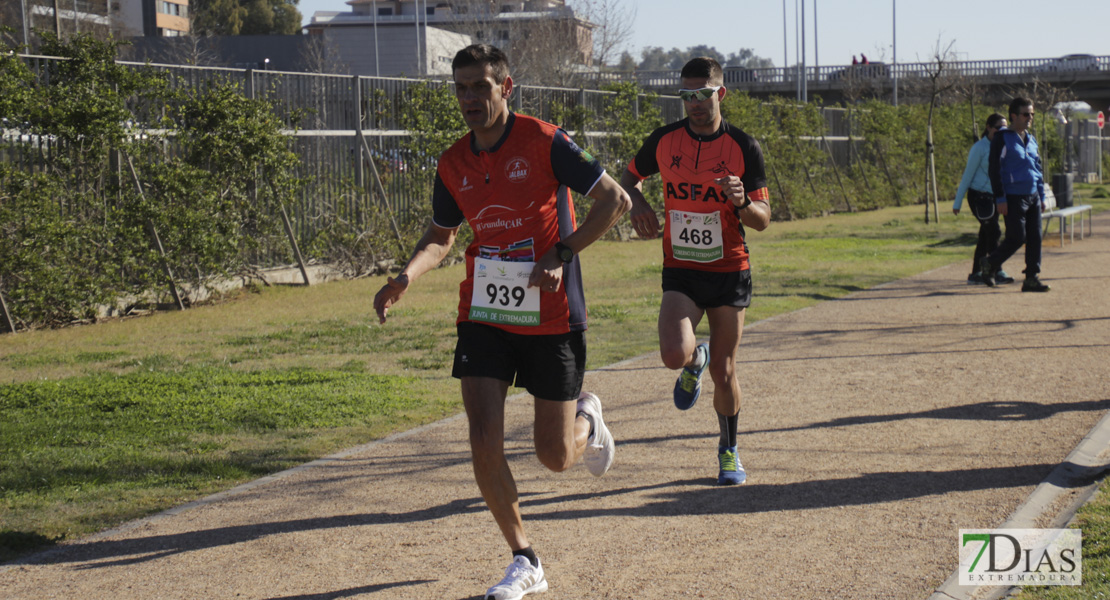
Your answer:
[629,199,659,239]
[529,251,564,293]
[716,176,747,207]
[374,274,410,324]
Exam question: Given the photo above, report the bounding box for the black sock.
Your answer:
[718,411,738,448]
[577,410,595,437]
[513,546,539,568]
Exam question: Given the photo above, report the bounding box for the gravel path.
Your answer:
[3,214,1109,600]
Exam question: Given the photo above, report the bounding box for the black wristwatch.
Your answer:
[554,241,574,263]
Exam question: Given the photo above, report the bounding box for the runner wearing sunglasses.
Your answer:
[620,57,772,486]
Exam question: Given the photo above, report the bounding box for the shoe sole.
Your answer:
[717,472,748,486]
[486,579,547,600]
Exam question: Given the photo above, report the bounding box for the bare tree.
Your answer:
[436,0,595,87]
[920,38,962,224]
[571,0,635,83]
[159,33,222,67]
[303,34,349,76]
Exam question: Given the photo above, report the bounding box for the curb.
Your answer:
[928,409,1110,600]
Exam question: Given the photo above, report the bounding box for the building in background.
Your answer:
[115,0,190,37]
[4,0,112,48]
[304,0,594,80]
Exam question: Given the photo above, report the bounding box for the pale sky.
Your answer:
[297,0,1107,68]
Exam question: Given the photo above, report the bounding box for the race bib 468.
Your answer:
[670,210,724,263]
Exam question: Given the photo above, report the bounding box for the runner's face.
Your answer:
[454,63,511,132]
[680,76,722,130]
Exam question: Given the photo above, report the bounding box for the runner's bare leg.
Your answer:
[533,398,590,472]
[705,305,746,417]
[461,376,528,550]
[658,290,705,370]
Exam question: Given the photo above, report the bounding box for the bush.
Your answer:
[0,34,305,329]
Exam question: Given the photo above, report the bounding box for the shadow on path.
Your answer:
[745,399,1110,435]
[530,462,1104,520]
[263,580,436,600]
[34,459,1093,570]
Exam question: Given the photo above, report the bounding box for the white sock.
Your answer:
[692,345,707,370]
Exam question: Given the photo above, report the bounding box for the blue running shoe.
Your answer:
[717,445,747,486]
[673,342,708,410]
[995,270,1015,284]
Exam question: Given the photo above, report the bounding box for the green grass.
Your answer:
[1,188,1108,564]
[1010,477,1110,599]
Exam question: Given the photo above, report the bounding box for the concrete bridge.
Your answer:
[603,56,1110,112]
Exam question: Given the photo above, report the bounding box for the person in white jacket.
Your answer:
[953,113,1013,285]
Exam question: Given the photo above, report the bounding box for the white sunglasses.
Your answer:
[677,86,722,102]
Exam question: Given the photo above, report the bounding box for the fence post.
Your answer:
[514,84,523,112]
[123,151,185,311]
[0,276,15,333]
[353,75,365,190]
[821,134,853,212]
[277,196,311,286]
[358,135,407,255]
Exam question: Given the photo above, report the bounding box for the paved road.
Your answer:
[3,214,1108,600]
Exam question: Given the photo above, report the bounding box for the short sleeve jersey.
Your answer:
[432,113,605,335]
[627,118,769,272]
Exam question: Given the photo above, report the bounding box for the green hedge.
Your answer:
[1,34,304,329]
[0,34,1065,331]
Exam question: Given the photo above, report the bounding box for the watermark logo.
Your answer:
[959,529,1081,586]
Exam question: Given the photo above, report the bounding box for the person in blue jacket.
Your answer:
[953,113,1014,285]
[980,97,1051,292]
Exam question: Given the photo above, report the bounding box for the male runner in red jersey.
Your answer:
[374,44,631,600]
[620,56,771,486]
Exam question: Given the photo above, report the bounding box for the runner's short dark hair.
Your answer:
[681,57,724,86]
[1008,97,1033,117]
[452,44,510,84]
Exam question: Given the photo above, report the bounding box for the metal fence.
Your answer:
[5,56,869,256]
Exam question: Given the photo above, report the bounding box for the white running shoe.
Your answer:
[485,555,548,600]
[577,392,615,476]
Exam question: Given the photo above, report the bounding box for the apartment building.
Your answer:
[305,0,594,79]
[115,0,190,37]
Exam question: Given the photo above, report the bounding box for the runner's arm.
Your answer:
[737,188,771,231]
[530,173,631,290]
[374,221,458,323]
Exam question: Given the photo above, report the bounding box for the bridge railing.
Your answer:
[597,56,1110,90]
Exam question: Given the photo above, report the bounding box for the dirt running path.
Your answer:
[3,215,1109,600]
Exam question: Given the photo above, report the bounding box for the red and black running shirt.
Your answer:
[627,118,769,272]
[432,113,605,335]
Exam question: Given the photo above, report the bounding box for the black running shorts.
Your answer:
[662,267,752,309]
[453,322,585,401]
